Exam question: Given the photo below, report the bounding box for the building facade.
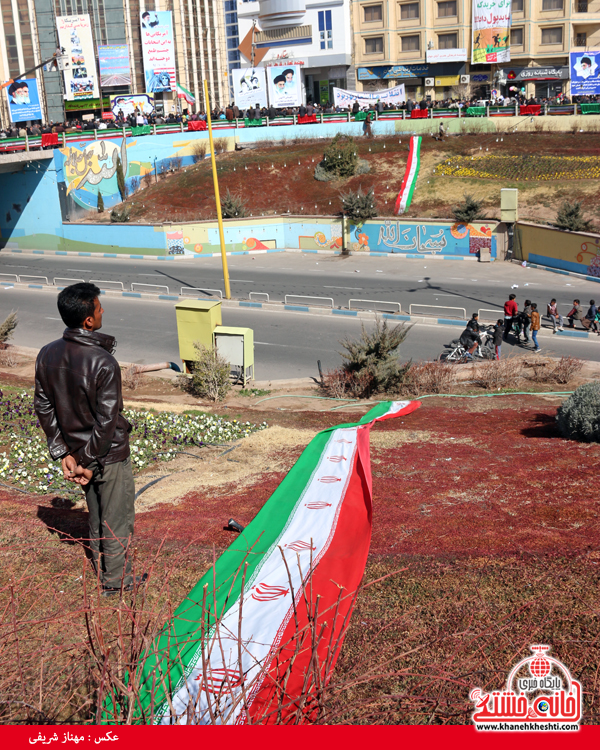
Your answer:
[0,0,230,127]
[352,0,600,100]
[236,0,353,105]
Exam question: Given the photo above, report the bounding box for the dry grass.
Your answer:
[121,365,144,391]
[472,357,523,390]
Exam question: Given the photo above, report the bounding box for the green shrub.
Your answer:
[556,382,600,442]
[320,134,358,178]
[0,312,18,343]
[221,188,247,218]
[116,155,127,201]
[451,194,485,225]
[97,192,104,213]
[341,186,378,224]
[110,205,130,223]
[555,200,593,232]
[188,342,231,402]
[339,318,413,396]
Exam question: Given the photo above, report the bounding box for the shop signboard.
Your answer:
[98,44,131,87]
[140,11,176,92]
[333,84,406,109]
[232,67,268,110]
[267,64,302,107]
[426,49,468,63]
[56,15,99,100]
[570,52,600,96]
[6,78,43,122]
[472,0,511,65]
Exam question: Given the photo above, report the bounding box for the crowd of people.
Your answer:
[458,295,600,361]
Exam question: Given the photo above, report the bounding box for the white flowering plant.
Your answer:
[0,391,267,495]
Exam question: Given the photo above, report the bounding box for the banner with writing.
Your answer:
[232,67,268,111]
[472,0,511,65]
[333,84,406,109]
[98,45,131,87]
[140,11,176,93]
[56,15,99,100]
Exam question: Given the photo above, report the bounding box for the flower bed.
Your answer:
[434,154,600,181]
[0,390,267,495]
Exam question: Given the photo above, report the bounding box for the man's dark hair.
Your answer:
[274,74,286,86]
[582,56,592,66]
[282,68,294,77]
[509,293,516,300]
[531,303,537,310]
[8,81,28,97]
[590,299,596,305]
[57,282,101,328]
[142,11,150,19]
[574,299,580,304]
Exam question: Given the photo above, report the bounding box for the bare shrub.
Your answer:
[129,176,141,194]
[472,357,522,390]
[213,137,228,154]
[142,171,153,188]
[181,342,231,402]
[0,348,18,368]
[169,157,182,172]
[402,360,457,397]
[192,141,207,163]
[320,367,374,399]
[122,364,143,391]
[528,355,584,385]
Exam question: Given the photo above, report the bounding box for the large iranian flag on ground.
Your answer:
[107,400,420,724]
[395,135,422,215]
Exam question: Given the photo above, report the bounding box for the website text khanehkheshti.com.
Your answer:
[476,722,580,732]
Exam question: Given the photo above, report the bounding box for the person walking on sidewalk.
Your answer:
[530,303,541,352]
[493,319,504,360]
[34,283,146,597]
[503,293,518,341]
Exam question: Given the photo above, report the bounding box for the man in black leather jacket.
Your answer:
[34,283,145,596]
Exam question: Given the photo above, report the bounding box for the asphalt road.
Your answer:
[2,252,600,318]
[2,286,598,380]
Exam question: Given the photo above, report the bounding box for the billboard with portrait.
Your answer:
[232,67,268,110]
[267,65,302,107]
[6,78,43,122]
[110,94,155,118]
[472,0,511,65]
[140,11,176,93]
[98,45,131,87]
[570,51,600,96]
[56,15,99,100]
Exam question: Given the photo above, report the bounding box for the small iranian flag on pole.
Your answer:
[104,400,421,725]
[394,135,422,215]
[176,82,196,105]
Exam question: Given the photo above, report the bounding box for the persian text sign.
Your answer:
[140,11,176,93]
[333,85,406,108]
[56,15,99,100]
[472,0,511,65]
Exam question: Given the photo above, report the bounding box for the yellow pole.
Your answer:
[204,79,231,300]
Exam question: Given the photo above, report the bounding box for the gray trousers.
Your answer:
[84,456,135,588]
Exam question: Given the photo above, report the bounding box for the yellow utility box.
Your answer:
[175,299,222,371]
[213,326,254,385]
[501,188,518,223]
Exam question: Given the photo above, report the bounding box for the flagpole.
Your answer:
[204,79,231,300]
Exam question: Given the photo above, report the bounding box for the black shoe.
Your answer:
[101,573,148,597]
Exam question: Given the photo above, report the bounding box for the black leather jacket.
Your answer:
[34,328,131,468]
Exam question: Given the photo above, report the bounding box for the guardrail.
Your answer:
[19,275,49,285]
[90,279,125,291]
[478,308,504,321]
[284,294,334,308]
[409,303,466,319]
[0,273,18,283]
[54,277,84,286]
[180,286,223,299]
[131,282,169,294]
[249,292,269,302]
[349,299,401,313]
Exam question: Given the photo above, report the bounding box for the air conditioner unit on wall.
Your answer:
[425,77,435,87]
[460,75,470,84]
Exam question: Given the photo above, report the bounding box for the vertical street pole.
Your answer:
[204,78,231,300]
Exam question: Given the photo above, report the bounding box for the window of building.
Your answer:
[511,27,524,45]
[364,4,383,22]
[541,26,563,44]
[400,2,419,19]
[576,1,589,11]
[575,32,587,46]
[511,0,523,10]
[438,32,458,49]
[365,36,384,53]
[437,1,457,17]
[319,9,333,49]
[401,34,420,51]
[542,0,563,10]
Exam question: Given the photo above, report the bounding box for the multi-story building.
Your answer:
[0,0,230,127]
[352,0,600,101]
[236,0,353,105]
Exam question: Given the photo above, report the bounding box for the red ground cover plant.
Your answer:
[0,396,598,724]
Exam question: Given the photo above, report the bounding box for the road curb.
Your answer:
[2,281,593,342]
[515,259,600,284]
[3,247,482,262]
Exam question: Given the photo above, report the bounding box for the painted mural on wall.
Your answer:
[348,220,494,255]
[578,238,600,276]
[162,222,281,255]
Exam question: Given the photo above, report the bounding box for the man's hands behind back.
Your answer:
[61,454,93,486]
